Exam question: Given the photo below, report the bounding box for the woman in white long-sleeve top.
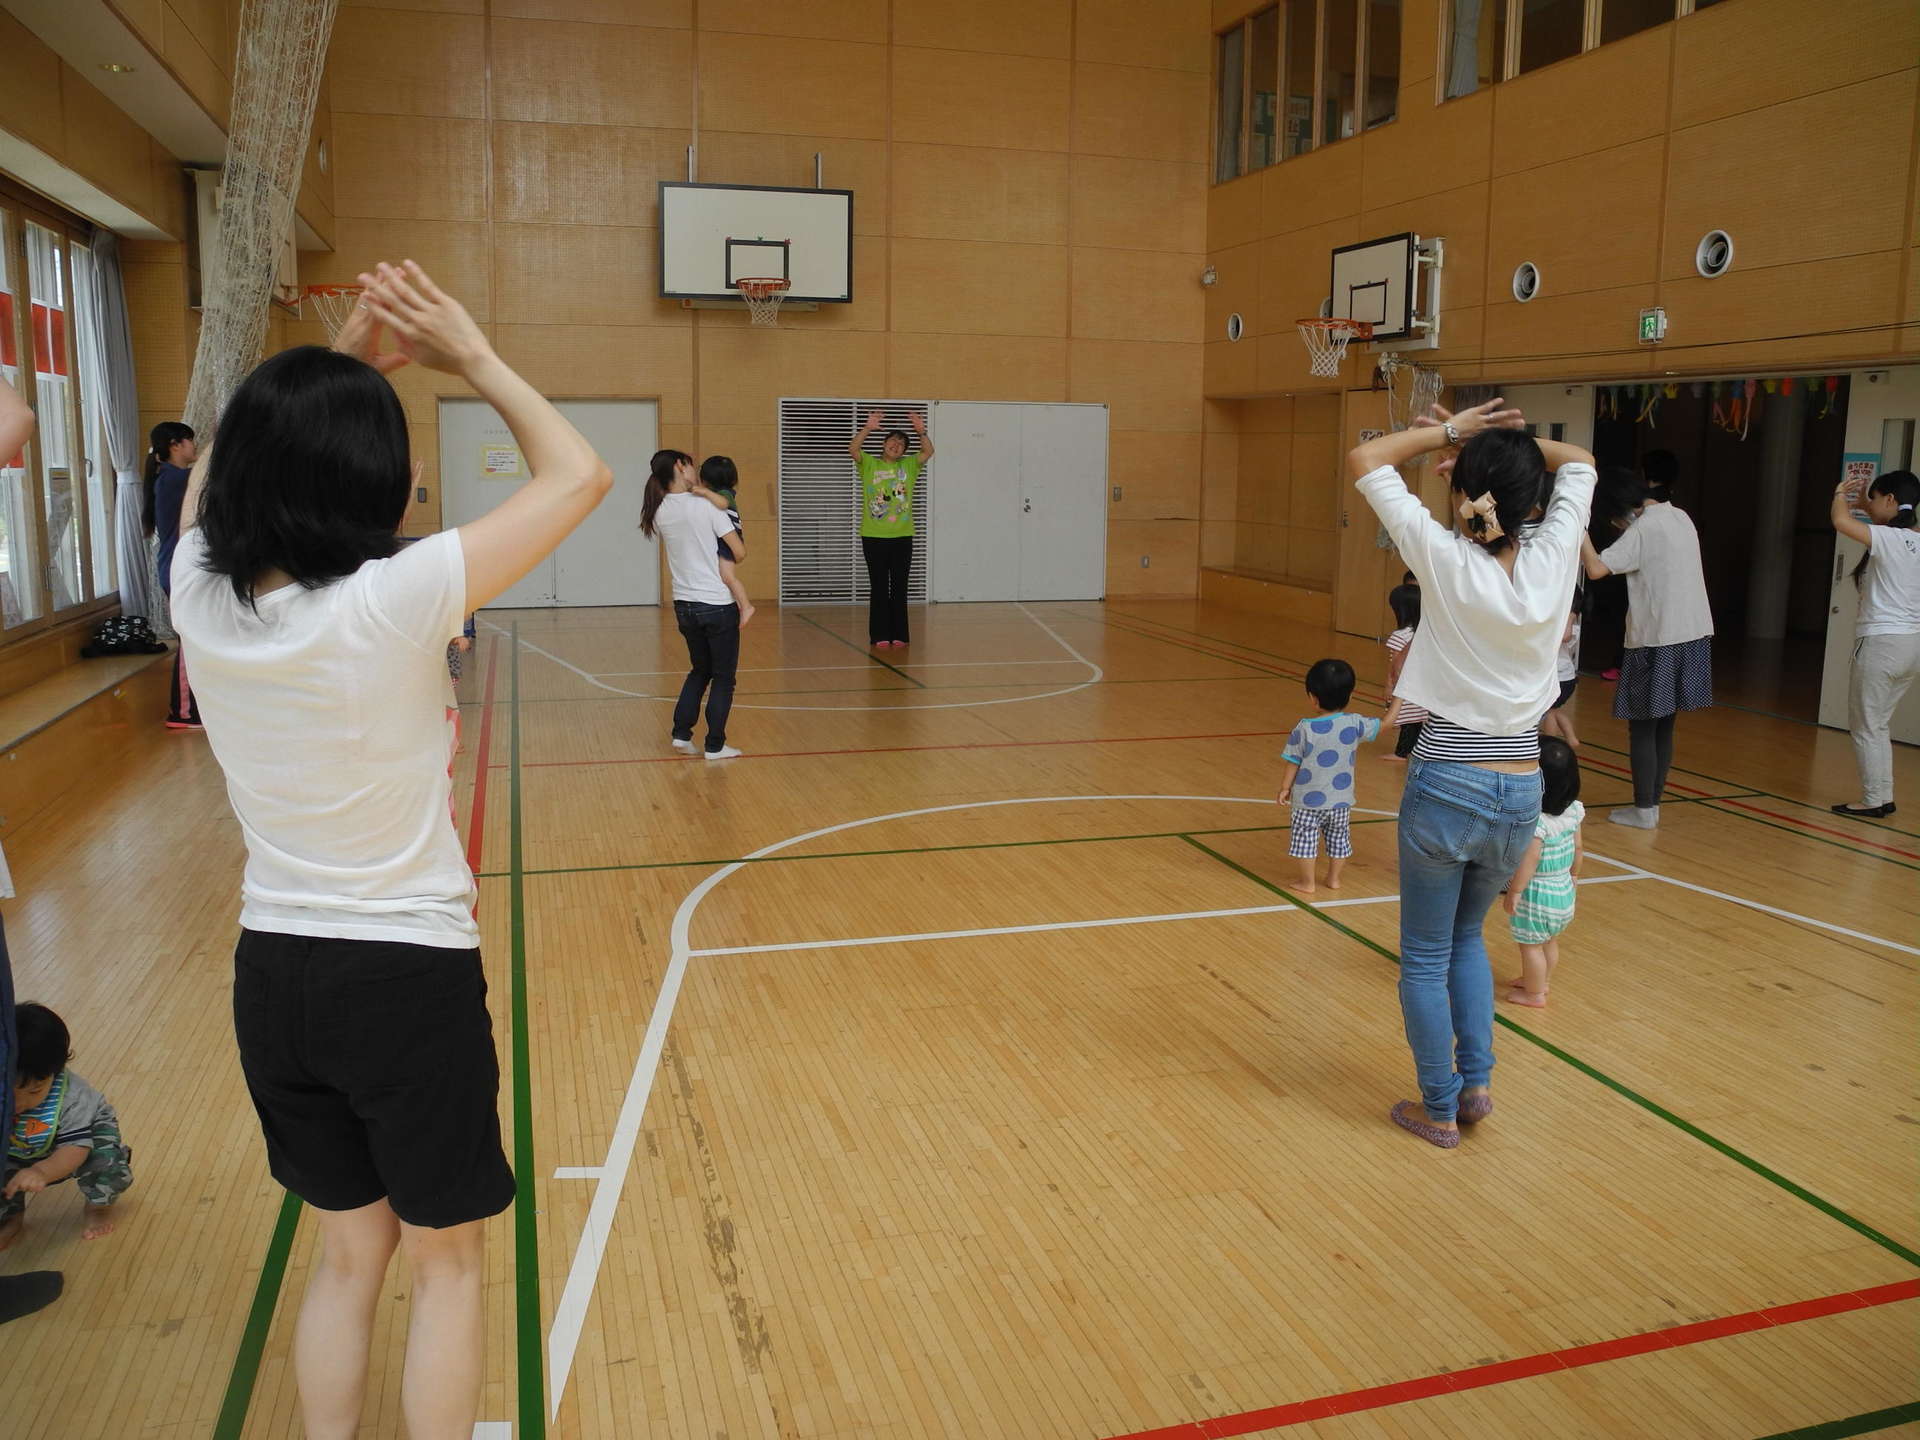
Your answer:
[1350,400,1595,1149]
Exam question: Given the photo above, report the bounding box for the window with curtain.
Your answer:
[26,221,82,614]
[1283,0,1318,157]
[1322,0,1360,145]
[1248,7,1282,170]
[1366,0,1402,128]
[71,244,114,598]
[1215,22,1248,183]
[1444,0,1509,98]
[0,180,114,637]
[0,210,38,630]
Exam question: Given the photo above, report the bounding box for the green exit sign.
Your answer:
[1638,307,1668,344]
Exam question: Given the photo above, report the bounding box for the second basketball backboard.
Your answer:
[1329,232,1443,349]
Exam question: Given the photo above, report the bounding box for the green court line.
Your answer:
[210,1189,303,1440]
[793,610,926,687]
[1696,801,1920,874]
[501,672,1279,704]
[1086,609,1920,861]
[509,623,548,1436]
[479,792,1755,881]
[1755,1403,1920,1440]
[1176,834,1920,1271]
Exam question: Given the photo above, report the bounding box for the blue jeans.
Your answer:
[1395,758,1542,1121]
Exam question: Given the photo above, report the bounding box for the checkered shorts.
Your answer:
[1289,804,1352,859]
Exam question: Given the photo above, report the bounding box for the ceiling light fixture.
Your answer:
[100,62,136,73]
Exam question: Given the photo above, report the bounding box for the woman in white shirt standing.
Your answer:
[1352,400,1595,1149]
[171,262,611,1439]
[1829,469,1920,819]
[1579,460,1714,829]
[641,450,747,759]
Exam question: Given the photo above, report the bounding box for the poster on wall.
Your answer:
[1843,453,1880,518]
[482,442,523,478]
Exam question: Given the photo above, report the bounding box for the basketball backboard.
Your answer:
[1329,232,1443,348]
[659,182,853,305]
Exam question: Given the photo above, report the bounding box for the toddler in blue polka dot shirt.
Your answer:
[1278,658,1384,894]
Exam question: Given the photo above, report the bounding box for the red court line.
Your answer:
[1102,1279,1920,1439]
[466,636,500,879]
[1579,753,1920,861]
[491,728,1290,771]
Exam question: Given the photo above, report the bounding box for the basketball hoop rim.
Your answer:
[735,277,791,297]
[1296,317,1373,338]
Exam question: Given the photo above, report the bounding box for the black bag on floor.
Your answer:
[81,615,169,658]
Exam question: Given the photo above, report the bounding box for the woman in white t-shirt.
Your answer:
[1352,399,1595,1149]
[1830,469,1920,819]
[170,262,611,1438]
[1579,458,1714,829]
[642,449,747,759]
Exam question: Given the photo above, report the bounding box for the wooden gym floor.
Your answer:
[4,599,1917,1439]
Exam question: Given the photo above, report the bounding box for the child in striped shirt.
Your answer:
[1383,583,1427,760]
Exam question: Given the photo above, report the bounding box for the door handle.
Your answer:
[1023,499,1031,513]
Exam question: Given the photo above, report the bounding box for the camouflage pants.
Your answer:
[1,1113,133,1220]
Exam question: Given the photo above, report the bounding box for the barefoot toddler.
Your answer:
[2,1004,132,1245]
[1501,737,1585,1007]
[1279,659,1383,894]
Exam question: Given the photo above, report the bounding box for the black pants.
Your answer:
[862,536,912,644]
[1394,721,1423,758]
[672,600,740,751]
[1628,713,1676,808]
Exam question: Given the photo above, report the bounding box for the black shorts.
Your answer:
[1551,677,1578,710]
[233,930,516,1229]
[716,513,743,562]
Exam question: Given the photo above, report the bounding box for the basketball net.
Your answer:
[736,278,790,328]
[1297,318,1370,378]
[300,284,365,340]
[1379,353,1445,436]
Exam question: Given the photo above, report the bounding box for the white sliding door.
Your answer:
[932,402,1107,602]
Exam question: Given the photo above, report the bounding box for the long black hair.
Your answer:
[1449,428,1546,554]
[1589,465,1643,544]
[142,420,195,536]
[196,346,410,607]
[640,449,693,538]
[1539,735,1581,817]
[1853,469,1920,585]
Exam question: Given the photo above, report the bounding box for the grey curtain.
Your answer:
[83,230,159,623]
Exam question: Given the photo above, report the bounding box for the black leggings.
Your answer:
[862,536,912,643]
[1628,714,1676,808]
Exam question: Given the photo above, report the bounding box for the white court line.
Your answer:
[544,793,1292,1415]
[489,602,1101,712]
[689,873,1651,958]
[599,659,1088,677]
[1586,847,1920,958]
[544,794,1919,1416]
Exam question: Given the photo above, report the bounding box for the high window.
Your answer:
[1445,0,1710,100]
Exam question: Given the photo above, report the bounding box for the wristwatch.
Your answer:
[1442,421,1461,446]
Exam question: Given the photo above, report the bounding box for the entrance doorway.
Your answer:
[439,398,660,609]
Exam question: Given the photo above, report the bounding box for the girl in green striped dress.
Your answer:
[1501,737,1584,1008]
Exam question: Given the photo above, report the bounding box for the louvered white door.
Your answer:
[778,398,933,604]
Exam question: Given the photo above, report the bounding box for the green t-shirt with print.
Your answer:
[857,453,921,539]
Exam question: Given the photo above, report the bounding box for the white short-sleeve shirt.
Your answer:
[1857,524,1920,637]
[1598,501,1714,651]
[654,492,738,605]
[169,526,478,948]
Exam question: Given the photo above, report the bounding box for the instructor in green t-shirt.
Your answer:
[849,410,934,648]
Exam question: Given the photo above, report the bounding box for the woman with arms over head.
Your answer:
[848,410,933,648]
[169,261,611,1439]
[1828,469,1920,819]
[1351,400,1595,1149]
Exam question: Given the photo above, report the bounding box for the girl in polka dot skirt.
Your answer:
[1278,659,1384,894]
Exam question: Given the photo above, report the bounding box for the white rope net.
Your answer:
[1379,353,1445,461]
[182,0,339,438]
